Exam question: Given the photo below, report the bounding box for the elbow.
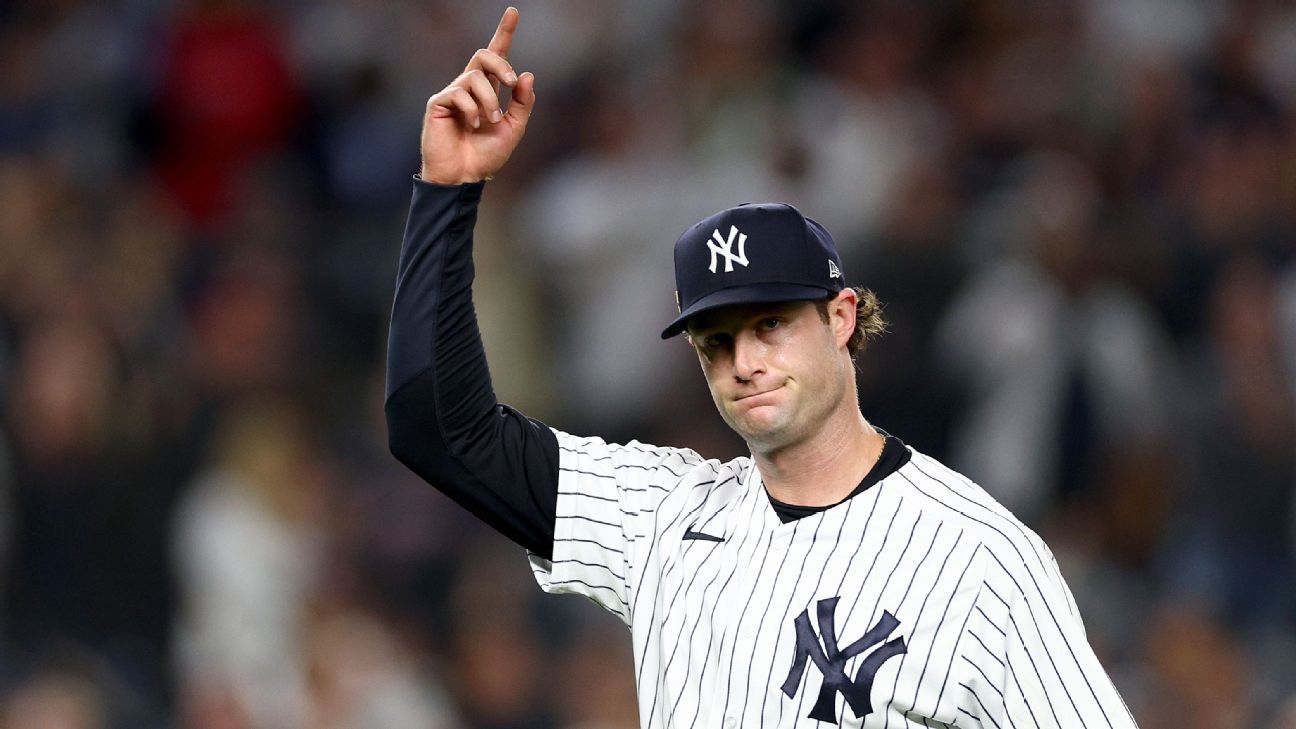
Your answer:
[384,387,438,476]
[383,391,425,472]
[384,399,414,468]
[383,369,494,492]
[385,416,415,470]
[383,377,470,495]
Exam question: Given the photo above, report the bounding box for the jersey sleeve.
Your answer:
[527,430,705,624]
[956,542,1139,729]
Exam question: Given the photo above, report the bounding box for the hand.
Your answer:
[420,7,536,185]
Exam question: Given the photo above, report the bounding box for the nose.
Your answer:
[732,329,765,382]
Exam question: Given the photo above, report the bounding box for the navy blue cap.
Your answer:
[661,202,846,339]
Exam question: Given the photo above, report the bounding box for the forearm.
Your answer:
[385,180,559,557]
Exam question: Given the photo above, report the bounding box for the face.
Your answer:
[686,294,855,454]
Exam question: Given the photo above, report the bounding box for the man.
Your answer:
[385,8,1139,728]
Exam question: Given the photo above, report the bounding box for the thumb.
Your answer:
[506,71,535,128]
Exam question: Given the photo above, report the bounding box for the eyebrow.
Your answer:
[687,302,802,335]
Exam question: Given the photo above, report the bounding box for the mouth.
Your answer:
[734,385,783,404]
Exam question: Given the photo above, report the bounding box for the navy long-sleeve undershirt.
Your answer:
[384,180,561,558]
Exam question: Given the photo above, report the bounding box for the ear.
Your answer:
[828,288,857,350]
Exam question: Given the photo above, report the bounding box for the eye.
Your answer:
[761,318,781,330]
[704,333,731,349]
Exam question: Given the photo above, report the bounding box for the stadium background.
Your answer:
[1,0,1295,727]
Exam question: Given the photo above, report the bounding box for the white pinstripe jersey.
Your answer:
[529,431,1139,729]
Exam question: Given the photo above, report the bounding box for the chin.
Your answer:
[731,413,798,453]
[715,395,801,451]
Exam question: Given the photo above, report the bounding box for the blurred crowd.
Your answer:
[1,0,1295,727]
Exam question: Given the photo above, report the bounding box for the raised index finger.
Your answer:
[487,7,519,59]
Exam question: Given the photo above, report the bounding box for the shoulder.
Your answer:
[890,448,1063,595]
[553,430,704,471]
[551,428,752,497]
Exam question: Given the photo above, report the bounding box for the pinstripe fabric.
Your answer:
[529,433,1138,729]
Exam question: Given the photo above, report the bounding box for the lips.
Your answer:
[735,386,783,404]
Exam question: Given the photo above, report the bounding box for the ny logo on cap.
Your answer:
[707,225,749,273]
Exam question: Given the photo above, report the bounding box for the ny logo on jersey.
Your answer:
[707,225,749,273]
[780,597,908,723]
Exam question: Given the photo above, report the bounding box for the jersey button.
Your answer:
[724,717,737,729]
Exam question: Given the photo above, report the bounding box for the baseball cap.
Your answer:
[660,202,846,339]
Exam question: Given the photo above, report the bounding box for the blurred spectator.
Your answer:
[0,25,50,154]
[187,249,304,395]
[518,67,696,436]
[443,537,553,729]
[791,4,946,246]
[1165,256,1296,625]
[31,0,137,183]
[552,620,638,729]
[328,369,483,631]
[148,1,301,225]
[2,667,108,729]
[302,607,461,729]
[934,151,1174,523]
[172,399,330,729]
[1133,604,1256,729]
[5,316,121,648]
[854,158,967,455]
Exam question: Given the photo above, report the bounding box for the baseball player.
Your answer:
[385,8,1140,728]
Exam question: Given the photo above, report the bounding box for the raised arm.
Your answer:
[385,8,558,557]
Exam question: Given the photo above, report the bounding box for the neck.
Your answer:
[753,398,884,507]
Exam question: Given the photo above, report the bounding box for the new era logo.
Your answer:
[828,260,841,279]
[707,225,749,273]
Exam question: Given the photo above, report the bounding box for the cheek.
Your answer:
[770,333,807,369]
[697,353,720,380]
[698,359,729,400]
[784,337,840,390]
[768,323,823,370]
[769,346,796,373]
